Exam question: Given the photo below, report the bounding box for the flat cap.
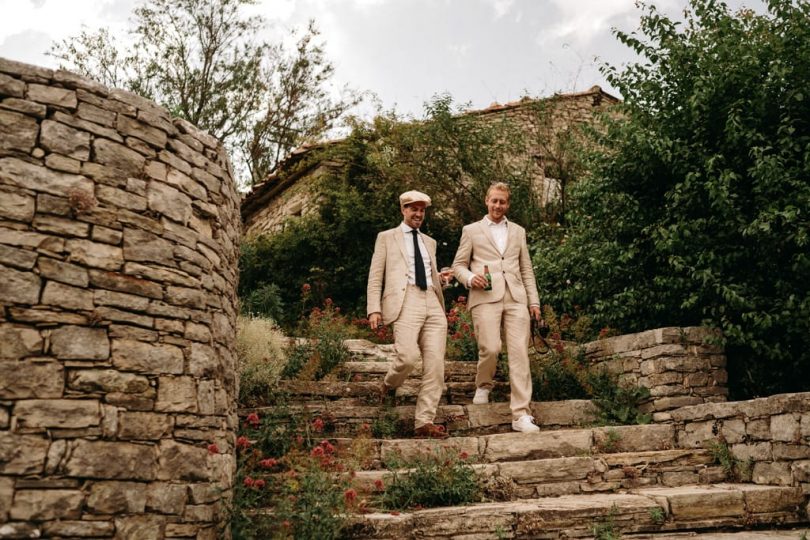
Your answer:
[399,190,432,207]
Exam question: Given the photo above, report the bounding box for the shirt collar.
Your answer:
[484,215,508,227]
[400,222,419,233]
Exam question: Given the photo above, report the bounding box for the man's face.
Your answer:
[401,202,427,229]
[485,188,510,222]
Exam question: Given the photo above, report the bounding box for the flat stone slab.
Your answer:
[239,399,598,436]
[345,484,808,539]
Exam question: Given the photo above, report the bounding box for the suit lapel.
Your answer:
[393,227,408,264]
[478,219,500,254]
[505,220,516,253]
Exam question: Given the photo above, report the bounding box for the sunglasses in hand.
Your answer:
[530,319,551,355]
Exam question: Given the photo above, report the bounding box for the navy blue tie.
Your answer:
[411,230,427,290]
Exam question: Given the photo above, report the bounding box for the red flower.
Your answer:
[324,298,333,306]
[459,451,469,460]
[302,283,311,293]
[207,443,219,455]
[243,476,254,487]
[311,446,325,457]
[236,436,251,450]
[253,479,266,489]
[246,412,260,428]
[374,479,384,491]
[344,488,357,504]
[456,296,467,304]
[453,331,462,340]
[312,417,325,432]
[282,520,291,529]
[320,440,335,454]
[259,458,278,469]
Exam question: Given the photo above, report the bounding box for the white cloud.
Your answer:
[489,0,515,19]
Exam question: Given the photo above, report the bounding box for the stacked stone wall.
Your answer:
[584,327,729,413]
[0,58,240,538]
[666,392,810,492]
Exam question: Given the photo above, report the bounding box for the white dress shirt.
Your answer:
[484,215,508,254]
[400,222,432,286]
[467,216,508,287]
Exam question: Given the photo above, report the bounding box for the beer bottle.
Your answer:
[484,265,492,291]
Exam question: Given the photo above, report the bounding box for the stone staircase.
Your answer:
[240,338,810,539]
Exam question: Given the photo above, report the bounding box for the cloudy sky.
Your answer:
[0,0,766,118]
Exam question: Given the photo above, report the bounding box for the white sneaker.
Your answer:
[472,387,490,405]
[512,414,540,433]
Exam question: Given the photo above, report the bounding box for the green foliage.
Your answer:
[446,296,478,361]
[280,342,312,380]
[596,428,623,453]
[588,370,652,426]
[533,0,810,398]
[706,436,753,481]
[231,411,351,539]
[648,506,665,526]
[236,315,287,406]
[381,447,480,509]
[371,408,405,439]
[238,94,539,325]
[50,0,356,185]
[592,504,622,539]
[241,283,284,321]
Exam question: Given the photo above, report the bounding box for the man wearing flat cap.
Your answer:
[366,190,449,439]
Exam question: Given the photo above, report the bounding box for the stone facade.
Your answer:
[241,86,619,237]
[664,392,810,492]
[0,58,240,538]
[584,326,729,412]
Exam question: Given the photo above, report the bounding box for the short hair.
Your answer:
[486,182,511,199]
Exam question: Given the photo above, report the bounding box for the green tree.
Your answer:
[533,0,810,397]
[50,0,356,185]
[240,95,539,327]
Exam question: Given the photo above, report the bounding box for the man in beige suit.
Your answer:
[367,190,449,439]
[452,182,542,433]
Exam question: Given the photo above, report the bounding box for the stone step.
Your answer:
[239,399,598,436]
[349,448,721,500]
[624,529,810,539]
[275,379,510,406]
[343,484,807,539]
[325,424,680,468]
[339,360,480,382]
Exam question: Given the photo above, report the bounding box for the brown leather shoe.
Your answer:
[413,423,449,439]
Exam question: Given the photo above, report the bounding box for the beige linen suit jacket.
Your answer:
[452,219,540,310]
[367,227,445,325]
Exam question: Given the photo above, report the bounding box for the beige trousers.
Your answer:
[471,287,532,420]
[384,285,447,428]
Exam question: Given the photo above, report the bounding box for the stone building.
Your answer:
[241,85,620,238]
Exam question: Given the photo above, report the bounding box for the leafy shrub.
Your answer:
[446,296,477,361]
[371,408,406,439]
[587,370,651,426]
[381,447,480,509]
[706,436,752,482]
[236,315,288,405]
[230,411,354,539]
[241,282,284,322]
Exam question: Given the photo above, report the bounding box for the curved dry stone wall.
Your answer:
[0,58,240,539]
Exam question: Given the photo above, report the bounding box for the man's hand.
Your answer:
[529,305,541,321]
[469,274,488,289]
[369,312,382,330]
